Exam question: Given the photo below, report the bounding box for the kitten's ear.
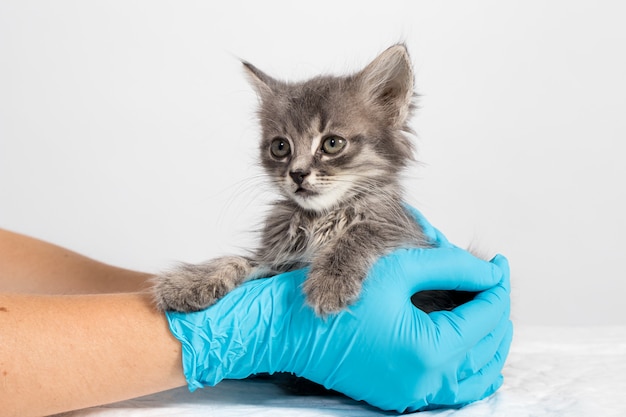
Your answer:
[242,61,279,98]
[356,44,415,126]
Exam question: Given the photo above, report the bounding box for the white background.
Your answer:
[1,1,624,326]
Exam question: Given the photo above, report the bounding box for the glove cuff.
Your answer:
[166,310,250,390]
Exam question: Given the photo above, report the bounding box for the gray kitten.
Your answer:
[153,44,472,315]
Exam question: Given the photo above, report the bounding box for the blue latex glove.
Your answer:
[405,204,452,248]
[166,210,512,412]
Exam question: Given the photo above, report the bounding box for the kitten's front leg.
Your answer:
[153,256,254,312]
[303,223,386,316]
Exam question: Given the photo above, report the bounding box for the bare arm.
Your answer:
[0,228,150,294]
[0,291,186,417]
[0,229,186,416]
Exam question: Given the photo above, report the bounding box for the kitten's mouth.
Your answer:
[293,185,319,198]
[294,186,318,197]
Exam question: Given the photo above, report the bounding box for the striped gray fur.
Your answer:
[153,45,450,316]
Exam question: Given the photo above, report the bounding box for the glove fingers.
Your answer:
[372,247,504,295]
[479,374,504,402]
[489,254,511,293]
[457,312,512,380]
[429,272,509,354]
[454,321,513,404]
[403,205,452,247]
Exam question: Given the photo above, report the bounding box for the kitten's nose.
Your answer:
[289,170,310,185]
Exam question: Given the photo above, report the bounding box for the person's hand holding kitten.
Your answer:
[166,241,512,412]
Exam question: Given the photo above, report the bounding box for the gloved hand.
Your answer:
[405,204,452,248]
[166,210,512,413]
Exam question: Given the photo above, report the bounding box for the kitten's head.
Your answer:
[244,44,416,213]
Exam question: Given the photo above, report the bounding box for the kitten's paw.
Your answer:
[303,268,362,316]
[152,268,234,313]
[152,256,252,312]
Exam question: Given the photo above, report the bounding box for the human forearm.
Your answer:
[0,228,151,294]
[0,291,185,417]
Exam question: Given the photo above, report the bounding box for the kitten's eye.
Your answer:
[270,137,291,158]
[321,136,346,155]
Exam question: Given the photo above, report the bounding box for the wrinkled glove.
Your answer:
[166,209,512,412]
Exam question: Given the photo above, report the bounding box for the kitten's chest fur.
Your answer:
[259,203,360,270]
[254,197,426,275]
